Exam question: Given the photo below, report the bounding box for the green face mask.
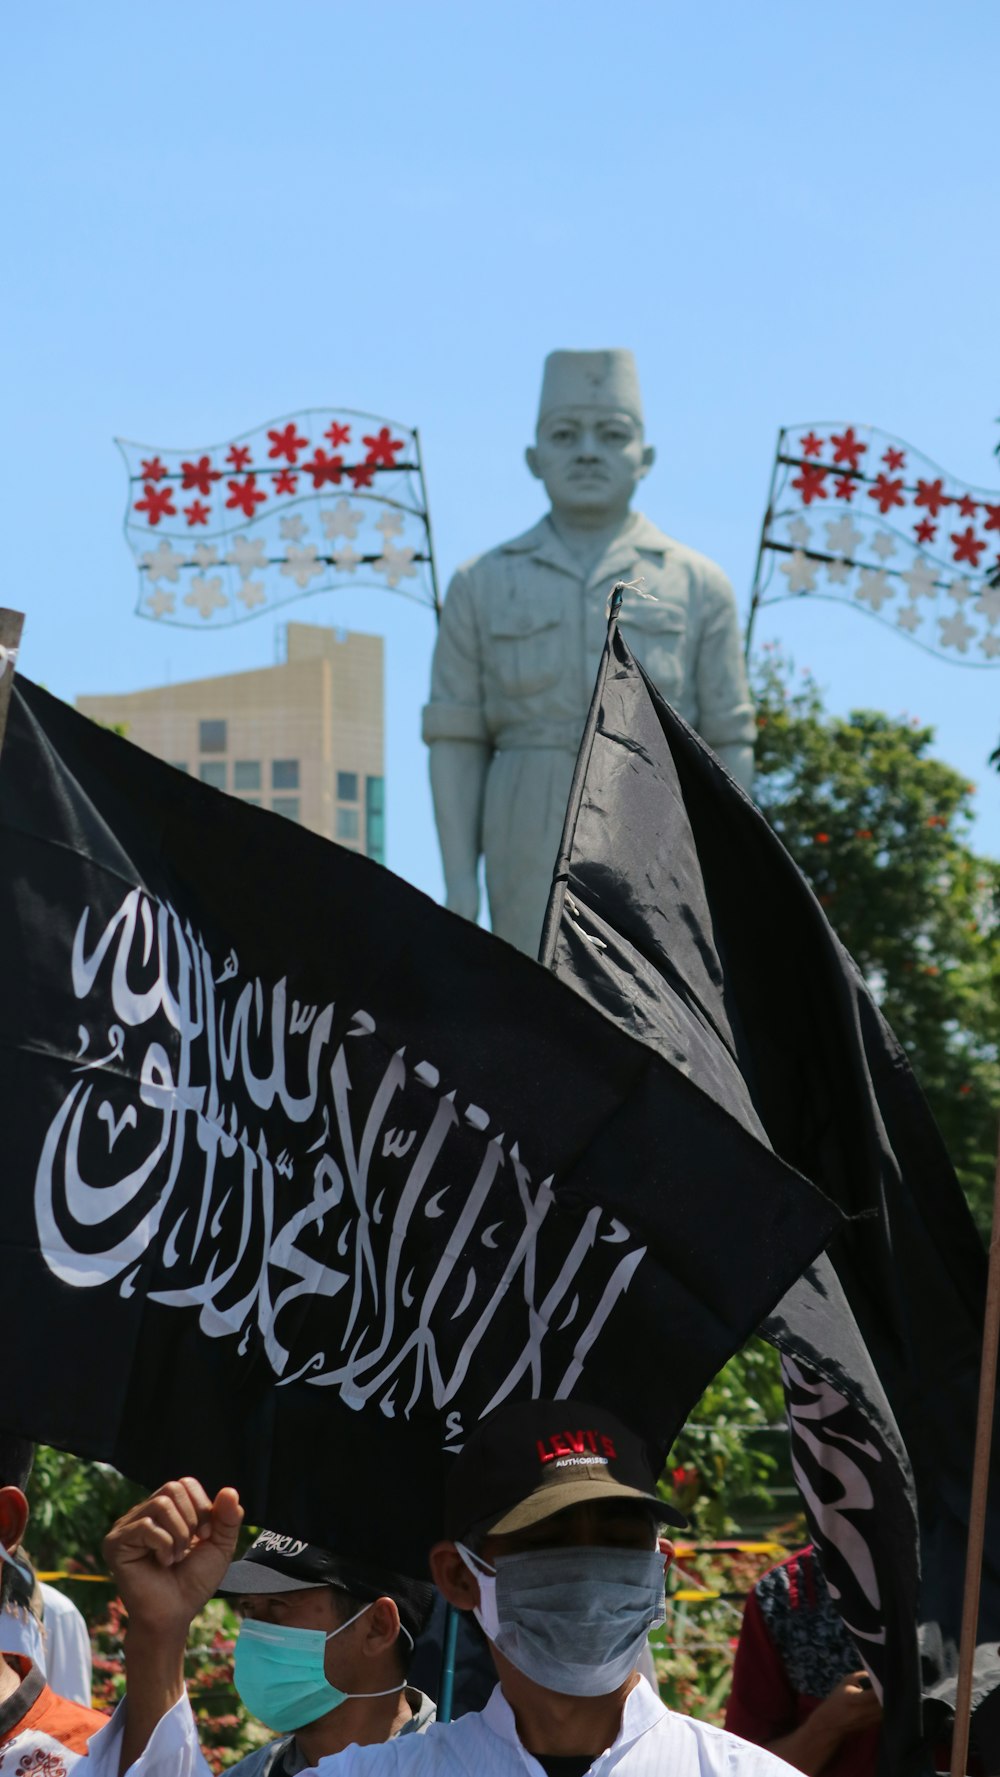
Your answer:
[233,1606,408,1733]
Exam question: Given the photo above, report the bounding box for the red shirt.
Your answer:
[724,1553,880,1777]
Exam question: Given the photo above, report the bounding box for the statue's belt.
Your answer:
[493,724,583,752]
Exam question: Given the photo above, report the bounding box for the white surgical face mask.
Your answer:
[457,1542,665,1697]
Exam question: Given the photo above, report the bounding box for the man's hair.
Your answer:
[0,1433,34,1494]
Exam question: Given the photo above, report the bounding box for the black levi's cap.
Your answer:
[444,1397,688,1540]
[219,1531,434,1642]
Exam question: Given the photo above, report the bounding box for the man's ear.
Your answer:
[429,1541,480,1612]
[0,1487,29,1555]
[658,1534,675,1575]
[525,445,541,482]
[637,443,655,481]
[363,1595,402,1658]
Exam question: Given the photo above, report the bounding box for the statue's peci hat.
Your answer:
[537,349,643,426]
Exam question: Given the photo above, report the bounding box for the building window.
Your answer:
[199,719,227,754]
[337,770,358,802]
[234,760,261,792]
[336,807,360,841]
[273,796,300,821]
[170,761,188,774]
[199,761,227,790]
[366,776,385,864]
[272,759,299,790]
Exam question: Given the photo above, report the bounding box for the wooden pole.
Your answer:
[0,610,25,762]
[949,1123,1000,1777]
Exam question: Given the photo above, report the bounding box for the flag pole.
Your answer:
[743,427,784,661]
[949,1120,1000,1777]
[537,584,624,969]
[0,610,25,763]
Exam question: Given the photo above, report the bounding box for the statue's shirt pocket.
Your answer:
[620,601,687,700]
[486,596,565,698]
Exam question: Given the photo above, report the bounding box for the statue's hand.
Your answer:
[446,873,480,923]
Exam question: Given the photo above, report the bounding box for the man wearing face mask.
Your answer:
[98,1404,796,1775]
[99,1483,433,1777]
[220,1530,436,1774]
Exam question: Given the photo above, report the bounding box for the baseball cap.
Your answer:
[444,1397,688,1541]
[219,1531,434,1642]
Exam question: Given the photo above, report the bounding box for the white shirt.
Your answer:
[89,1677,796,1777]
[41,1581,94,1706]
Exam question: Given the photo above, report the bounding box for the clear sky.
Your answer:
[4,0,998,904]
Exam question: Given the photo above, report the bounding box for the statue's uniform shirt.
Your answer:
[423,513,756,956]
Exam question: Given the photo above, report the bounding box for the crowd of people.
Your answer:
[0,1403,909,1777]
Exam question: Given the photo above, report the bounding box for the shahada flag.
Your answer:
[748,423,1000,663]
[0,677,839,1578]
[540,614,1000,1774]
[118,409,439,627]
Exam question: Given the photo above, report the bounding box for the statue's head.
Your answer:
[525,350,654,526]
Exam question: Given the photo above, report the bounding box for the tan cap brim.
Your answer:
[473,1476,687,1537]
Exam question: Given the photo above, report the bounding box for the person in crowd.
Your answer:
[98,1398,799,1774]
[0,1549,95,1705]
[100,1497,434,1777]
[724,1545,881,1775]
[0,1432,108,1765]
[214,1528,435,1774]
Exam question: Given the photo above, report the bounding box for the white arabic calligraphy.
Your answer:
[34,888,646,1430]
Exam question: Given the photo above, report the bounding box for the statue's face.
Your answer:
[526,408,654,523]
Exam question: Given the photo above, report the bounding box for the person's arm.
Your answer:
[101,1476,243,1774]
[765,1673,882,1774]
[692,568,756,793]
[422,568,492,921]
[427,742,490,921]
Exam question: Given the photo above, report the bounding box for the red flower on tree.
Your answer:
[882,445,906,471]
[834,475,857,501]
[956,493,978,519]
[349,463,375,489]
[800,431,824,457]
[868,473,905,514]
[830,427,866,470]
[272,468,298,494]
[135,483,177,526]
[913,518,937,544]
[982,502,1000,532]
[184,499,210,526]
[181,456,221,495]
[303,449,343,488]
[791,464,828,504]
[914,477,950,517]
[225,475,267,518]
[267,423,309,463]
[226,443,253,471]
[950,526,987,566]
[362,426,405,468]
[325,421,351,447]
[140,456,168,481]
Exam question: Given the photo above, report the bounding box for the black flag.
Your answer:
[541,611,1000,1776]
[0,678,839,1578]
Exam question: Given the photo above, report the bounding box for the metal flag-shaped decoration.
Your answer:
[118,409,440,628]
[746,424,1000,664]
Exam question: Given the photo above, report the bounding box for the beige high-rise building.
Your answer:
[77,622,384,860]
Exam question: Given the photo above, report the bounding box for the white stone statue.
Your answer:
[422,349,755,957]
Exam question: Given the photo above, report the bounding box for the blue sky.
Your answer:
[4,0,998,903]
